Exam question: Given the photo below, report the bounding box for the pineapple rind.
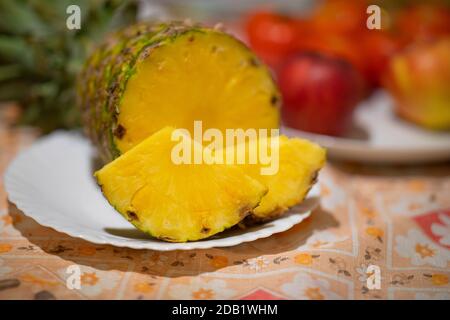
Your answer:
[78,22,170,161]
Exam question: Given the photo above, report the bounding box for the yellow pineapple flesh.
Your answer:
[225,135,326,222]
[95,127,267,242]
[116,30,279,155]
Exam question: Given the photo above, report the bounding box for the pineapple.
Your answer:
[95,126,268,242]
[225,135,326,223]
[78,22,280,163]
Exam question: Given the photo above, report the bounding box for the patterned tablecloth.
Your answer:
[0,105,449,300]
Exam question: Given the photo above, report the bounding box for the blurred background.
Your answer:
[0,0,449,155]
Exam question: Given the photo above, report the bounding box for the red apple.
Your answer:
[279,52,364,136]
[310,0,368,36]
[244,10,298,70]
[359,30,404,88]
[396,4,450,43]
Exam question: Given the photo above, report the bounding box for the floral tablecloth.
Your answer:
[0,106,449,300]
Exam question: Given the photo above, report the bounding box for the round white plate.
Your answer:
[282,90,450,164]
[4,131,318,251]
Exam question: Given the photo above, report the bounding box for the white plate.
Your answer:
[282,91,450,164]
[4,131,318,251]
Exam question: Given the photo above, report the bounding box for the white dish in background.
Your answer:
[4,132,318,251]
[282,91,450,164]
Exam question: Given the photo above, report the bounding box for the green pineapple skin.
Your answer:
[78,22,163,162]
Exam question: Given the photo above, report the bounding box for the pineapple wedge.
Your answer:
[95,127,267,242]
[224,135,326,223]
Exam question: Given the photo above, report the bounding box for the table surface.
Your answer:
[0,106,449,300]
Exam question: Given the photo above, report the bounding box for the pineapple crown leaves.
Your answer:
[0,0,138,131]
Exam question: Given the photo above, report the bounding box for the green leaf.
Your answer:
[0,64,22,81]
[0,80,30,100]
[0,0,51,37]
[0,36,34,67]
[0,0,138,131]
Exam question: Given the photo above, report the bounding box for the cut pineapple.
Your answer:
[95,127,267,242]
[224,135,326,222]
[78,22,280,162]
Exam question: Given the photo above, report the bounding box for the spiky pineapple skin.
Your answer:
[78,22,182,162]
[78,21,279,163]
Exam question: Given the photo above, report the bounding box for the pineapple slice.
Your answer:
[224,135,326,223]
[95,127,267,242]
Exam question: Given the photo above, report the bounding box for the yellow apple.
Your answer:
[384,38,450,130]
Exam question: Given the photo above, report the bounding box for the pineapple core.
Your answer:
[115,30,280,154]
[225,136,326,222]
[95,127,267,242]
